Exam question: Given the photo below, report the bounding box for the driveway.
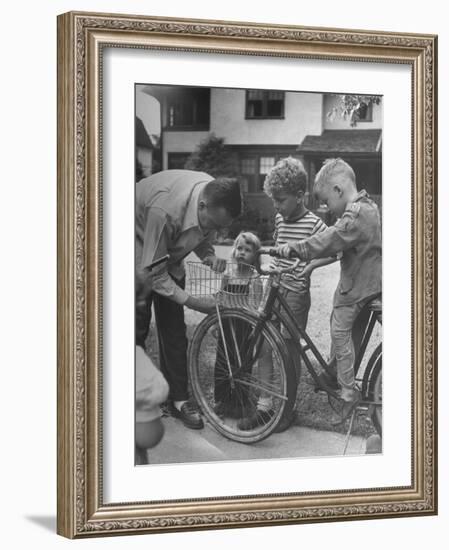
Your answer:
[147,415,368,465]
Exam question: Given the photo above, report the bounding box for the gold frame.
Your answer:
[57,11,438,538]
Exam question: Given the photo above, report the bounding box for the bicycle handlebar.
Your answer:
[257,247,301,275]
[148,251,303,277]
[258,246,299,259]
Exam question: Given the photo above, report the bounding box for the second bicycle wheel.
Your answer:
[189,309,296,443]
[362,343,382,436]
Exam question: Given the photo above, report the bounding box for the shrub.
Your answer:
[184,134,238,178]
[228,199,275,244]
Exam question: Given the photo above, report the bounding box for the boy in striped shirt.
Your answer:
[238,157,335,431]
[266,157,335,335]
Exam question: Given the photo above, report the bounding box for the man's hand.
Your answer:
[202,255,227,273]
[185,295,216,314]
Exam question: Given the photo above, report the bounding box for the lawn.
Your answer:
[147,245,382,437]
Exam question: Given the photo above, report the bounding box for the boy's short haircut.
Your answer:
[314,158,356,195]
[204,177,242,218]
[263,156,308,198]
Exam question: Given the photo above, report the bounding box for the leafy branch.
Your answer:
[327,94,382,127]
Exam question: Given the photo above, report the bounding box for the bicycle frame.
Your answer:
[249,273,381,398]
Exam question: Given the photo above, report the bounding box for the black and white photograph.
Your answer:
[134,83,383,466]
[52,6,437,540]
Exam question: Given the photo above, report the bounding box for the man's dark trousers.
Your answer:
[142,276,189,402]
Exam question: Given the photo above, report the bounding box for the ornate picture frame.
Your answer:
[57,11,437,538]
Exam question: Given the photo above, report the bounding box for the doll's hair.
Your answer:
[231,231,261,268]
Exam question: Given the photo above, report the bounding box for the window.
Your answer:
[167,153,191,170]
[240,154,299,193]
[240,157,257,193]
[355,101,373,122]
[246,90,285,119]
[241,158,257,175]
[259,157,275,174]
[259,157,276,190]
[166,88,210,129]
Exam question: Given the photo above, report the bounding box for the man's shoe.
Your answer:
[135,446,149,465]
[170,402,204,430]
[237,408,275,431]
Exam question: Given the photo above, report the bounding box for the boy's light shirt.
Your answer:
[293,190,382,307]
[136,170,216,304]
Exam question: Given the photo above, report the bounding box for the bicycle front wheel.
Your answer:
[189,309,296,443]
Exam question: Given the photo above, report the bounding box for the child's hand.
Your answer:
[276,243,295,259]
[265,261,277,272]
[299,264,313,278]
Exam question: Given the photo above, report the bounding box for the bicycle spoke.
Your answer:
[189,309,295,443]
[215,304,234,381]
[228,317,243,369]
[236,376,288,402]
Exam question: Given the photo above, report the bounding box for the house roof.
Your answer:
[298,129,382,154]
[136,117,154,149]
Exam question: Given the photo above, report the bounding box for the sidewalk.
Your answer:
[148,415,368,465]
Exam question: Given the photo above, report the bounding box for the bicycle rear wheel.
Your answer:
[189,309,296,443]
[362,343,382,435]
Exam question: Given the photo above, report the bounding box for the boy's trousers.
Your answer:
[330,297,371,400]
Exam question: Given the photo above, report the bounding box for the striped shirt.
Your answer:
[273,210,327,291]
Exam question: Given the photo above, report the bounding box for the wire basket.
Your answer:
[186,261,266,310]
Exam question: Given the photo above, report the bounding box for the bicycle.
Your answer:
[187,248,382,444]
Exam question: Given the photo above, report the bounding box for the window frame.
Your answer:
[355,101,374,123]
[245,89,285,120]
[164,88,211,131]
[238,152,301,194]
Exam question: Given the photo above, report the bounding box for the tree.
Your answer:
[184,134,237,177]
[327,94,382,127]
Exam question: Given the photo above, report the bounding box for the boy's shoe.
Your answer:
[214,400,250,419]
[237,408,275,431]
[170,401,204,430]
[213,401,227,417]
[273,408,296,434]
[316,371,339,392]
[334,389,362,425]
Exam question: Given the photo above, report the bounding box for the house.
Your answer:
[298,94,382,210]
[141,86,382,217]
[135,116,157,180]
